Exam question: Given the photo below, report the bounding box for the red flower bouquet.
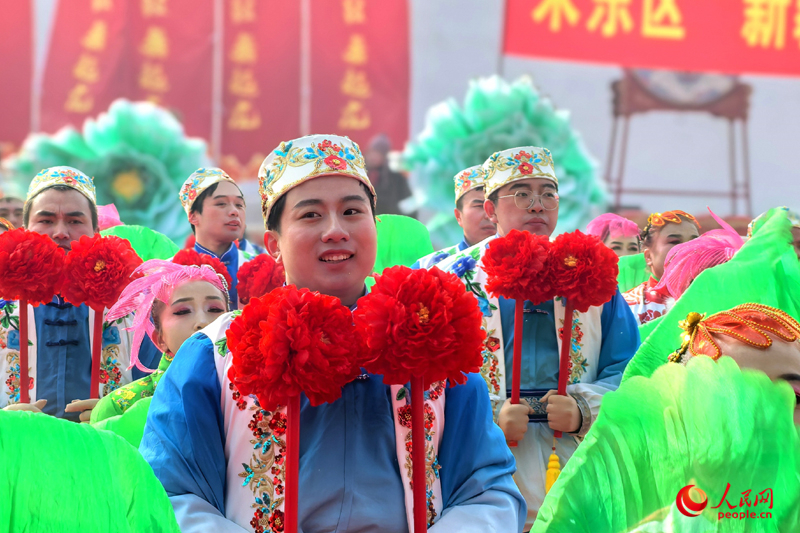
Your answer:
[354,265,484,389]
[0,228,65,305]
[237,254,285,305]
[172,248,232,288]
[61,234,143,311]
[482,229,554,304]
[549,230,619,313]
[0,229,66,403]
[226,285,363,411]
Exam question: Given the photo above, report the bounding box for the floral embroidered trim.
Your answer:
[233,382,287,533]
[396,381,444,526]
[99,345,123,396]
[479,325,502,397]
[4,351,31,403]
[559,310,587,385]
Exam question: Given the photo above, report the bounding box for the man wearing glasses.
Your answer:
[436,146,639,530]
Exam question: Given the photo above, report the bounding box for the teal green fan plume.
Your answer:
[534,356,800,532]
[3,99,209,243]
[402,76,607,247]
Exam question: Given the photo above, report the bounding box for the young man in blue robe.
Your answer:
[179,168,253,308]
[436,147,640,529]
[141,134,526,533]
[0,167,160,421]
[412,165,496,270]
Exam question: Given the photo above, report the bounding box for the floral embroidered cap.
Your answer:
[454,165,488,204]
[179,167,238,216]
[258,134,375,223]
[26,166,96,205]
[482,146,558,198]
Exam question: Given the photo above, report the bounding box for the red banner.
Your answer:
[129,0,214,140]
[504,0,800,76]
[309,0,410,150]
[220,0,301,174]
[0,0,32,147]
[40,0,131,133]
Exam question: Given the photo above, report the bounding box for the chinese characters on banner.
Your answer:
[310,0,410,150]
[40,0,131,132]
[0,0,32,147]
[505,0,800,76]
[130,0,214,140]
[220,0,301,172]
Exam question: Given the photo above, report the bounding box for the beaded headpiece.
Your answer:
[482,146,558,198]
[106,259,230,372]
[667,304,800,364]
[641,210,700,242]
[27,166,96,205]
[454,165,488,204]
[179,167,238,216]
[258,134,375,224]
[0,218,14,231]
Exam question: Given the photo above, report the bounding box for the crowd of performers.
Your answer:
[1,133,800,533]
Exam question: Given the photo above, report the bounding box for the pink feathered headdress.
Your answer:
[585,213,640,242]
[656,208,743,300]
[106,259,229,372]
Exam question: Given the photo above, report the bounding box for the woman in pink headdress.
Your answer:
[585,213,641,257]
[90,259,229,426]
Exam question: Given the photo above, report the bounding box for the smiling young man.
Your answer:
[141,134,525,533]
[0,167,158,421]
[436,147,640,529]
[412,165,497,270]
[179,168,253,308]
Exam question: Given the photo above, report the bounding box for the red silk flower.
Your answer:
[173,248,233,288]
[354,265,484,388]
[0,228,65,305]
[483,229,555,304]
[549,230,619,313]
[61,234,143,311]
[226,285,363,411]
[237,254,285,305]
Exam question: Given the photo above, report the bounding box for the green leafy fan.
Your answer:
[402,76,607,247]
[2,99,210,243]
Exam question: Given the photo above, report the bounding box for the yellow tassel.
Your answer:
[544,440,561,494]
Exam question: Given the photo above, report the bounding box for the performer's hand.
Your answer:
[4,399,47,413]
[542,390,581,433]
[498,398,533,443]
[64,398,99,423]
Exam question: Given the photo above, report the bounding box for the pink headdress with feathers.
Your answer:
[585,213,640,242]
[106,259,229,373]
[656,208,743,300]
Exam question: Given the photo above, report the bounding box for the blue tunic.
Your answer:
[140,332,526,532]
[497,290,640,391]
[32,297,160,421]
[195,242,241,308]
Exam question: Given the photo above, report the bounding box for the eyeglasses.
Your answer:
[497,190,559,211]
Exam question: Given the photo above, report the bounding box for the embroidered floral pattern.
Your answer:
[480,325,502,397]
[30,167,96,204]
[396,381,444,527]
[483,147,557,196]
[233,382,287,533]
[99,345,123,396]
[559,310,587,385]
[179,168,234,213]
[454,165,487,200]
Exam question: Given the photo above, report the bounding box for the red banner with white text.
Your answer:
[310,0,410,150]
[129,0,214,140]
[504,0,800,76]
[40,0,131,133]
[0,0,32,148]
[220,0,301,176]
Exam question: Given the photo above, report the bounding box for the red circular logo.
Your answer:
[676,485,708,517]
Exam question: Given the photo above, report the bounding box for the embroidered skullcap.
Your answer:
[27,166,96,205]
[179,167,238,216]
[482,146,558,198]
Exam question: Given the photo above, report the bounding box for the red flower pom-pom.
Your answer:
[226,285,363,411]
[61,234,143,311]
[549,230,619,313]
[0,229,65,305]
[354,265,485,388]
[482,229,555,304]
[173,248,233,288]
[237,254,285,305]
